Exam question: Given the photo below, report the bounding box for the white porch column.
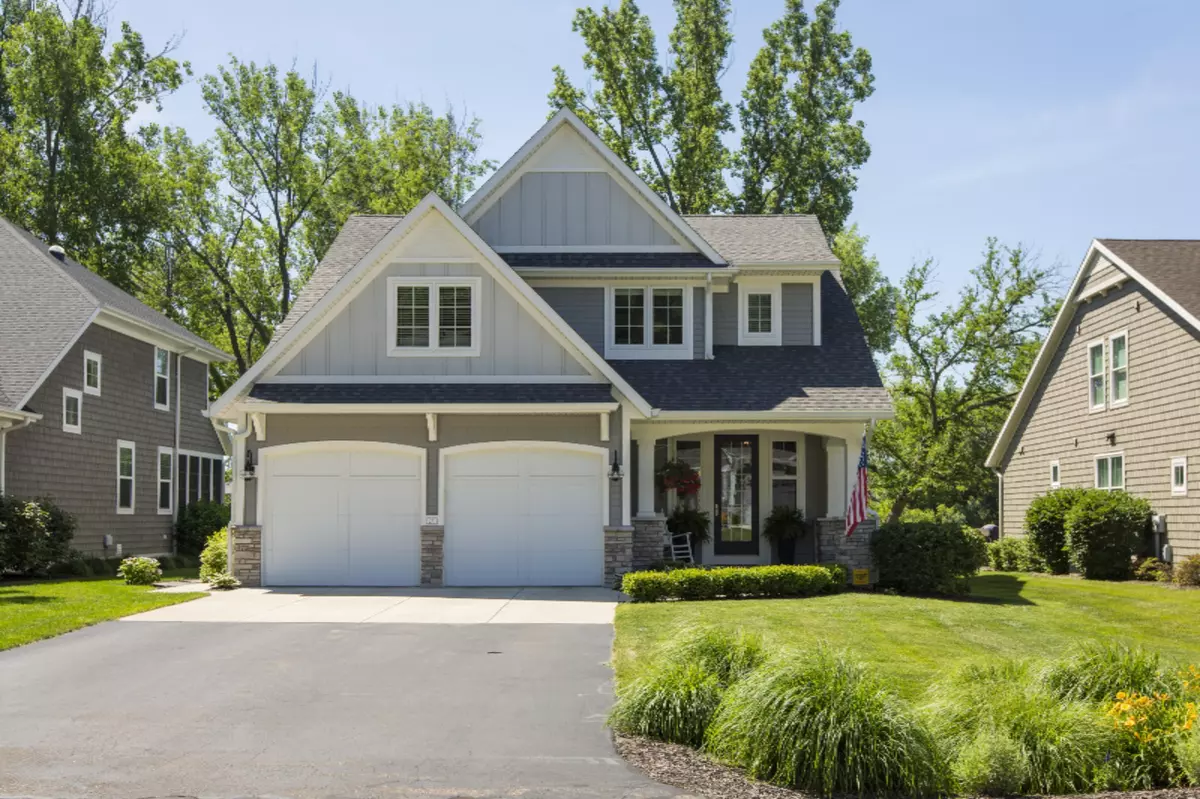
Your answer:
[620,406,631,526]
[635,430,658,519]
[825,437,847,518]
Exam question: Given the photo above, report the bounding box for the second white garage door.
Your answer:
[262,442,423,586]
[443,444,606,586]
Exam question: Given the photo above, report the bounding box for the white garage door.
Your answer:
[444,445,605,586]
[263,443,423,586]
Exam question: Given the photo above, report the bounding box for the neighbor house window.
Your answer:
[1050,460,1060,489]
[154,347,171,410]
[738,281,782,345]
[177,453,225,508]
[772,441,799,509]
[1088,341,1105,410]
[1095,453,1124,490]
[1110,332,1128,405]
[62,387,82,434]
[386,277,480,356]
[606,286,691,357]
[83,351,102,396]
[158,446,173,514]
[117,440,135,513]
[1172,457,1187,496]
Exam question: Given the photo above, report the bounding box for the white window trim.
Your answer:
[1108,330,1129,408]
[83,350,102,396]
[738,280,783,346]
[386,276,482,358]
[1094,451,1124,490]
[154,346,171,411]
[1087,339,1106,412]
[157,446,174,515]
[603,285,693,359]
[1050,459,1060,489]
[62,387,82,434]
[1172,456,1188,496]
[772,439,801,506]
[117,439,136,514]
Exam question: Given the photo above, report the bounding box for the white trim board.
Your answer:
[259,374,605,384]
[234,401,620,415]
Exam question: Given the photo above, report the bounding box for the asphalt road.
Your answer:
[0,620,681,798]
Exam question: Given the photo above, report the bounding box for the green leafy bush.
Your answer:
[1024,488,1086,574]
[610,662,725,747]
[1175,554,1200,587]
[951,725,1029,796]
[208,573,240,590]
[0,495,75,574]
[819,561,849,590]
[116,556,162,586]
[46,550,91,577]
[1134,556,1173,582]
[199,527,229,582]
[1042,641,1179,703]
[1064,490,1151,579]
[620,565,835,602]
[987,536,1043,572]
[85,557,119,576]
[871,521,988,595]
[175,501,230,557]
[665,506,711,544]
[706,647,948,796]
[924,660,1113,795]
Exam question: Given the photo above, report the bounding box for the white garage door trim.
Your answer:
[439,440,608,586]
[259,440,426,586]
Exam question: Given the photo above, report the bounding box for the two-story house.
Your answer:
[209,110,892,588]
[0,217,230,557]
[987,239,1200,563]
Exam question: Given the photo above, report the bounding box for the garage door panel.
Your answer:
[523,451,597,477]
[270,450,347,478]
[345,477,420,516]
[447,449,519,477]
[454,476,524,516]
[529,476,599,514]
[349,450,422,478]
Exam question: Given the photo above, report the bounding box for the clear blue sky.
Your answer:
[120,0,1200,297]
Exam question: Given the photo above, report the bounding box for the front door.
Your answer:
[714,435,759,555]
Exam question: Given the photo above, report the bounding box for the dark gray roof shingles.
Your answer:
[1098,239,1200,320]
[248,383,615,405]
[682,214,836,264]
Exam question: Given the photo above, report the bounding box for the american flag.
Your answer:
[845,434,869,537]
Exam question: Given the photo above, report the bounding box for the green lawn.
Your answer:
[614,573,1200,699]
[0,578,205,651]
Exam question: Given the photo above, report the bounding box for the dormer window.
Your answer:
[738,280,782,346]
[605,286,692,359]
[387,277,481,357]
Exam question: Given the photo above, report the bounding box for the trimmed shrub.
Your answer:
[199,527,229,582]
[0,495,75,574]
[610,662,725,747]
[1134,556,1173,582]
[116,556,162,586]
[208,573,240,590]
[659,627,766,686]
[706,647,948,796]
[1042,641,1179,703]
[1175,554,1200,587]
[819,561,849,591]
[871,521,988,595]
[1025,488,1086,574]
[620,565,835,602]
[1064,490,1151,580]
[987,536,1043,572]
[924,660,1113,795]
[951,726,1029,796]
[175,501,230,557]
[85,557,118,576]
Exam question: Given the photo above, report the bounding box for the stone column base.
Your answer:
[604,526,633,588]
[421,525,445,586]
[231,525,262,587]
[816,517,876,584]
[632,516,667,571]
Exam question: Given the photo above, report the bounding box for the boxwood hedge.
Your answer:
[620,564,840,602]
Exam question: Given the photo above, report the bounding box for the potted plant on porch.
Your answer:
[763,505,806,564]
[657,459,706,561]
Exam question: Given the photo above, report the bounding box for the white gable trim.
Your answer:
[209,193,655,420]
[986,239,1196,468]
[460,109,726,265]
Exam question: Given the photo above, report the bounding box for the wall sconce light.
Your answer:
[243,448,256,480]
[609,450,624,482]
[1106,432,1117,446]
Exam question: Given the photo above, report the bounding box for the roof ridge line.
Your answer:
[0,217,99,308]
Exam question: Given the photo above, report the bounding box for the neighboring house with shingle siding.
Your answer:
[209,110,892,589]
[988,239,1200,562]
[0,217,230,557]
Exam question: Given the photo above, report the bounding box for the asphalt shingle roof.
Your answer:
[248,382,615,405]
[607,273,889,412]
[682,214,836,264]
[501,252,720,269]
[1099,240,1200,320]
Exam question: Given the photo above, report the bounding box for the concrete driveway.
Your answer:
[0,588,680,799]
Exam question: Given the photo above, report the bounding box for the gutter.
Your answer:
[993,468,1004,537]
[705,272,714,360]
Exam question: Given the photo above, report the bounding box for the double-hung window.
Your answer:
[1095,453,1124,490]
[606,286,690,358]
[84,351,102,396]
[117,440,136,513]
[772,441,800,509]
[738,281,783,345]
[157,447,174,514]
[387,277,480,356]
[1088,341,1106,410]
[62,388,82,434]
[154,347,171,410]
[1172,457,1188,496]
[1109,332,1128,406]
[1050,460,1060,489]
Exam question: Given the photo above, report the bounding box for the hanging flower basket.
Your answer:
[656,459,701,497]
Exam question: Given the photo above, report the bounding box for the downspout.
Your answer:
[704,272,714,360]
[173,354,183,549]
[993,468,1004,538]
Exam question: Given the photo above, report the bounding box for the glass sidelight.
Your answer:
[714,435,759,555]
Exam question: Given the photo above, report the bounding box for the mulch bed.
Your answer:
[614,733,1200,799]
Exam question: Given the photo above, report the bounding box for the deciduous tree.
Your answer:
[832,224,896,354]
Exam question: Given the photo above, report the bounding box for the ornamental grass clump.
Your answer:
[705,647,948,796]
[924,660,1113,795]
[1043,641,1180,703]
[951,724,1029,796]
[658,626,766,686]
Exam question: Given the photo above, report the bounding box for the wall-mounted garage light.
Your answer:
[609,450,624,483]
[243,448,256,480]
